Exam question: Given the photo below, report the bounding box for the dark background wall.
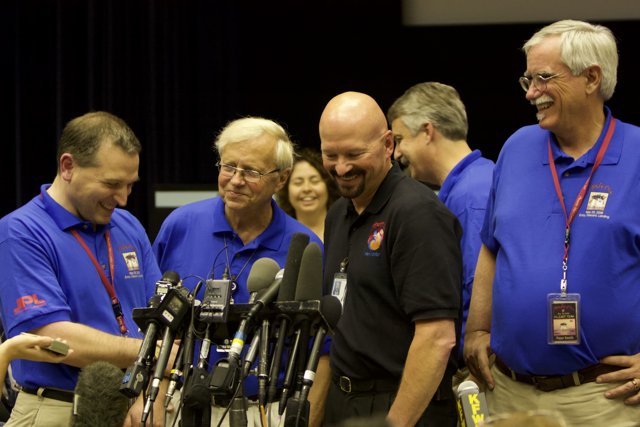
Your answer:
[5,1,640,237]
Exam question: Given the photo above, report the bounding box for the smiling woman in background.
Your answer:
[276,147,339,242]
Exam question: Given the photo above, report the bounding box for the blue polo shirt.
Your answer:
[438,150,494,361]
[152,196,323,396]
[0,184,161,391]
[482,108,640,375]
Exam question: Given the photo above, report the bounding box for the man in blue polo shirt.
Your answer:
[153,116,323,427]
[0,111,163,426]
[387,82,494,381]
[464,20,640,425]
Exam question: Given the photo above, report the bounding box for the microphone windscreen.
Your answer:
[320,295,342,329]
[294,242,323,301]
[161,270,181,286]
[277,232,310,301]
[72,361,129,427]
[457,380,480,396]
[247,257,280,294]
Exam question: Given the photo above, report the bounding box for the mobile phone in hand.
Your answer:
[20,333,69,356]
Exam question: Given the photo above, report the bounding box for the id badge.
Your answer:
[547,293,581,345]
[331,272,347,307]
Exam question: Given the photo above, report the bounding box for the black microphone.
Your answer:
[142,284,192,424]
[267,233,310,404]
[182,325,212,427]
[285,295,341,427]
[242,332,261,378]
[279,242,323,415]
[456,380,490,427]
[166,283,204,407]
[300,295,341,399]
[120,271,180,398]
[72,361,130,427]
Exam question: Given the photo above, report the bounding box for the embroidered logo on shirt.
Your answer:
[586,192,608,211]
[365,222,385,256]
[14,294,46,315]
[120,245,143,279]
[581,183,612,220]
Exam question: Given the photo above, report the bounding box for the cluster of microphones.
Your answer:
[114,232,341,427]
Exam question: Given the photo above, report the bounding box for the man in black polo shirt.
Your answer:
[315,91,463,427]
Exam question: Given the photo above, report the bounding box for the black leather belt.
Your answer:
[494,356,622,392]
[332,374,398,394]
[21,387,74,403]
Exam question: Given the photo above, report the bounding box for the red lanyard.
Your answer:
[547,118,616,293]
[70,228,128,335]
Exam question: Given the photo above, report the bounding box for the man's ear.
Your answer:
[59,153,75,182]
[274,167,291,192]
[584,65,602,96]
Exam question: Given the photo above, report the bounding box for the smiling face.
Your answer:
[524,36,588,136]
[217,134,287,215]
[287,160,329,217]
[64,141,140,225]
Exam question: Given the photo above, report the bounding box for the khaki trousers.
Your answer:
[488,363,640,427]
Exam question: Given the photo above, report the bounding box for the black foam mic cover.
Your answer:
[278,232,310,302]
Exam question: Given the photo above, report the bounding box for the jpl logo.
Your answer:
[14,294,46,314]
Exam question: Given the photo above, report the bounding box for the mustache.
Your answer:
[531,95,554,106]
[329,166,365,179]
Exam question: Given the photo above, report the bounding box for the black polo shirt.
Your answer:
[324,162,462,380]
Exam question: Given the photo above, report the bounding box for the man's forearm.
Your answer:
[34,321,143,368]
[387,319,456,427]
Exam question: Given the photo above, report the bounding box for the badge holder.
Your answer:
[547,292,580,345]
[331,258,348,307]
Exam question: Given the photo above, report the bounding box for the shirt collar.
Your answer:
[542,106,621,166]
[347,161,401,216]
[439,149,483,202]
[211,196,285,251]
[37,184,112,233]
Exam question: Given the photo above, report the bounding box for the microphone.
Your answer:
[72,361,129,427]
[242,332,261,377]
[285,295,341,427]
[120,271,180,398]
[142,284,193,424]
[300,295,341,398]
[182,325,213,427]
[267,233,310,398]
[247,258,281,302]
[456,380,489,427]
[279,242,323,415]
[219,266,282,391]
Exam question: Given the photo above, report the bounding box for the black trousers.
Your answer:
[323,379,457,427]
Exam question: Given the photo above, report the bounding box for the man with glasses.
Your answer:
[153,116,323,426]
[464,20,640,425]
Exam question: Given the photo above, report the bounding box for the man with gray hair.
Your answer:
[153,116,323,426]
[464,20,640,425]
[387,82,494,379]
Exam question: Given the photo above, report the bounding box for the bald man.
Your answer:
[317,92,463,427]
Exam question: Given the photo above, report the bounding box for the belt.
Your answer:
[494,356,622,392]
[21,387,74,403]
[332,374,398,394]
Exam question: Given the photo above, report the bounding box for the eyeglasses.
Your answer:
[518,72,564,92]
[216,162,280,183]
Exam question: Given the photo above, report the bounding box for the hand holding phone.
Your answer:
[20,333,69,356]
